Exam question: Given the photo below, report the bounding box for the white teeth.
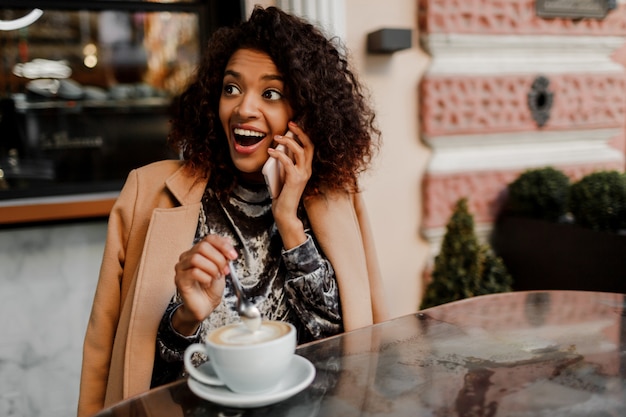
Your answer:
[234,128,265,138]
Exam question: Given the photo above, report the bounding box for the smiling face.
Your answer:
[219,48,294,182]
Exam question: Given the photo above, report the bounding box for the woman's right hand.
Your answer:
[171,235,238,335]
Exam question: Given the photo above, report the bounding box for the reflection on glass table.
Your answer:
[94,290,626,417]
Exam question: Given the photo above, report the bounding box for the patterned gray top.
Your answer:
[151,181,343,387]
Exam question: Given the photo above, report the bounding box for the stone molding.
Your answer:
[426,129,623,174]
[423,34,626,74]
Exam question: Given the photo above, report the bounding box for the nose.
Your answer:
[235,92,261,119]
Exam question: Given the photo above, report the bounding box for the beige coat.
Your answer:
[77,160,389,417]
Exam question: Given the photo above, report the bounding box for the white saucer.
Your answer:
[187,355,316,408]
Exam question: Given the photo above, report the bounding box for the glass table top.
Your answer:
[95,290,626,416]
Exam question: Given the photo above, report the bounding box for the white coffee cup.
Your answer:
[184,320,296,394]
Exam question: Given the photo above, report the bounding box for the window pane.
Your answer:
[0,6,202,200]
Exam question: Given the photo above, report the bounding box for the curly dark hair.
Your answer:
[168,6,380,197]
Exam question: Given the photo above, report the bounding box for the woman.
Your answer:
[78,6,388,417]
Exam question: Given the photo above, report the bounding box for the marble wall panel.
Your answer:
[0,220,107,417]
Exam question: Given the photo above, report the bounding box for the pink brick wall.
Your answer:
[418,0,626,35]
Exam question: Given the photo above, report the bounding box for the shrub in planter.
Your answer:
[504,166,570,222]
[421,198,512,309]
[569,170,626,233]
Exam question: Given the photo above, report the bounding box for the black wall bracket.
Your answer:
[367,28,412,54]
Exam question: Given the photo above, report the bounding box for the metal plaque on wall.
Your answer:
[536,0,617,19]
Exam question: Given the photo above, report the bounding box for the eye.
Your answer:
[223,84,242,96]
[263,89,283,101]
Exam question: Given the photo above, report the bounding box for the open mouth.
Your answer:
[233,128,266,147]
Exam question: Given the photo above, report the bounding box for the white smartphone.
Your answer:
[262,143,286,199]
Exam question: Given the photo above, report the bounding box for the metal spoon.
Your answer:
[228,261,262,332]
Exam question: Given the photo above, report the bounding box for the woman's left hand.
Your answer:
[268,121,313,249]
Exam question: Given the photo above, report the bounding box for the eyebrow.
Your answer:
[223,69,284,82]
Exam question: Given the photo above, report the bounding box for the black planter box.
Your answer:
[491,216,626,293]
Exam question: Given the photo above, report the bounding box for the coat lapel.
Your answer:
[124,166,206,398]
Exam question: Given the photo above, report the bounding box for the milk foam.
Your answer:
[213,322,288,345]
